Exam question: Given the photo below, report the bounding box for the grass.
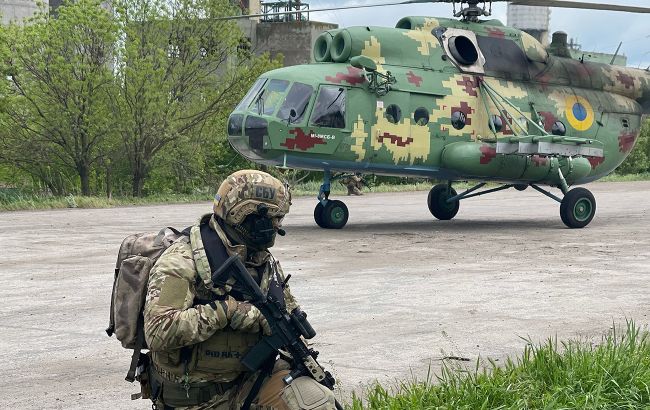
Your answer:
[0,181,435,211]
[349,321,650,410]
[2,173,650,211]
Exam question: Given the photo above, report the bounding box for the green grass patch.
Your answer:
[350,321,650,410]
[0,182,435,211]
[601,172,650,182]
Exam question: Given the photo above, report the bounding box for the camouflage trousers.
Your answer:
[346,183,362,196]
[153,362,337,410]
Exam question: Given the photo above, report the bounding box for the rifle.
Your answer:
[211,255,343,410]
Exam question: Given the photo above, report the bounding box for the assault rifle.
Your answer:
[211,255,343,410]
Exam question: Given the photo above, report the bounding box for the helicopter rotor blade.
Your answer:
[508,0,650,14]
[216,0,650,21]
[215,1,430,21]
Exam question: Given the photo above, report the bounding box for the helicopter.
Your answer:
[225,0,650,229]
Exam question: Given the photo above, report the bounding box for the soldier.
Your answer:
[144,170,337,410]
[340,173,365,196]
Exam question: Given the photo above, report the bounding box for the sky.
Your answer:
[304,0,650,68]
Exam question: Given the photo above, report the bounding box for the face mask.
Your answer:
[232,204,285,250]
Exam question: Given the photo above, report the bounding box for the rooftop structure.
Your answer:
[507,4,550,46]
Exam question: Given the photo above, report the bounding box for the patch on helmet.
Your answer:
[254,185,276,200]
[214,194,222,205]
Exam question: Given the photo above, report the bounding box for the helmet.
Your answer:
[213,170,291,225]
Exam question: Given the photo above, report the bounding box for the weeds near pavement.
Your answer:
[350,321,650,409]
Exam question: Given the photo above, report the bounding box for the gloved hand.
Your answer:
[226,297,272,335]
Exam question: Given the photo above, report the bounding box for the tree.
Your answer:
[110,0,281,196]
[0,1,118,196]
[618,119,650,175]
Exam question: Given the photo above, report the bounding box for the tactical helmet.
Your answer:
[213,170,291,225]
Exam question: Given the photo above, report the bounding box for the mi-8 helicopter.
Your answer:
[226,0,650,229]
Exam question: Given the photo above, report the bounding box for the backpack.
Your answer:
[106,226,191,382]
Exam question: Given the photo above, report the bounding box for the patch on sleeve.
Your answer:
[158,276,189,308]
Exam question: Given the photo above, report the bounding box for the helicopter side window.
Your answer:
[249,79,290,116]
[385,105,402,124]
[311,86,346,129]
[414,108,429,126]
[277,82,314,124]
[451,111,467,130]
[552,121,567,136]
[489,115,504,133]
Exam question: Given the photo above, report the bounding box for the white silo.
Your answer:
[507,4,551,46]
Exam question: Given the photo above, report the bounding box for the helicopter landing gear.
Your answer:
[560,188,596,229]
[427,184,460,220]
[530,184,597,229]
[314,170,350,229]
[314,200,349,229]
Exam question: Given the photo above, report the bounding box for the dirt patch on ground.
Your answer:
[1,181,649,409]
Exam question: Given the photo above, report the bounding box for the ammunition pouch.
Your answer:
[149,364,240,407]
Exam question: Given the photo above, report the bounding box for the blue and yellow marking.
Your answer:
[565,96,595,131]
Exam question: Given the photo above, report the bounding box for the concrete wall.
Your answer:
[0,0,38,25]
[254,20,337,66]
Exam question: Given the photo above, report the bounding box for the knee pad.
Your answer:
[281,377,336,410]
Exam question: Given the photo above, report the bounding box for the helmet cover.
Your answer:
[213,170,291,225]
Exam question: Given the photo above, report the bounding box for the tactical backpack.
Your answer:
[106,226,191,382]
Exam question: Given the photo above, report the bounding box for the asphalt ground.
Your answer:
[1,181,649,409]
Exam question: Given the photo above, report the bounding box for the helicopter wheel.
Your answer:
[514,184,528,191]
[314,203,327,228]
[314,200,349,229]
[428,184,460,221]
[560,188,596,229]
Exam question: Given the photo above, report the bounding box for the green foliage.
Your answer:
[351,321,650,410]
[109,0,281,196]
[617,120,650,175]
[0,0,118,196]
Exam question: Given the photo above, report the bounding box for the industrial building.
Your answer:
[0,0,335,66]
[507,3,626,66]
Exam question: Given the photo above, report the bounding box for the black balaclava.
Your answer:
[220,204,284,251]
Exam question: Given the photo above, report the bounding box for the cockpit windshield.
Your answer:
[250,79,290,116]
[236,78,266,112]
[277,82,314,124]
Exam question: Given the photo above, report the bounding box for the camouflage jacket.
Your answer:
[144,215,299,383]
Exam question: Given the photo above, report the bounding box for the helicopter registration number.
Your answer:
[310,133,336,141]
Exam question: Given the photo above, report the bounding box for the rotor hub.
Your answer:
[453,0,493,22]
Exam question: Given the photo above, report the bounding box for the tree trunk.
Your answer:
[79,163,91,196]
[105,160,112,199]
[132,163,147,197]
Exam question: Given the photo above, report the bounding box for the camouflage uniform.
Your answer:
[144,170,336,410]
[340,175,364,196]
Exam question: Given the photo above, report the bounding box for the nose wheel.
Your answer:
[314,200,349,229]
[314,170,350,229]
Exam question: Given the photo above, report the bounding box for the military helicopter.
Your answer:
[226,0,650,229]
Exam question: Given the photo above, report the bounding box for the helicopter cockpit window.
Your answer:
[236,78,266,112]
[277,82,314,124]
[311,86,346,129]
[451,111,466,130]
[249,79,290,116]
[414,108,429,126]
[385,104,402,124]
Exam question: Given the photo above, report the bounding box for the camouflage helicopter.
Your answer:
[226,0,650,229]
